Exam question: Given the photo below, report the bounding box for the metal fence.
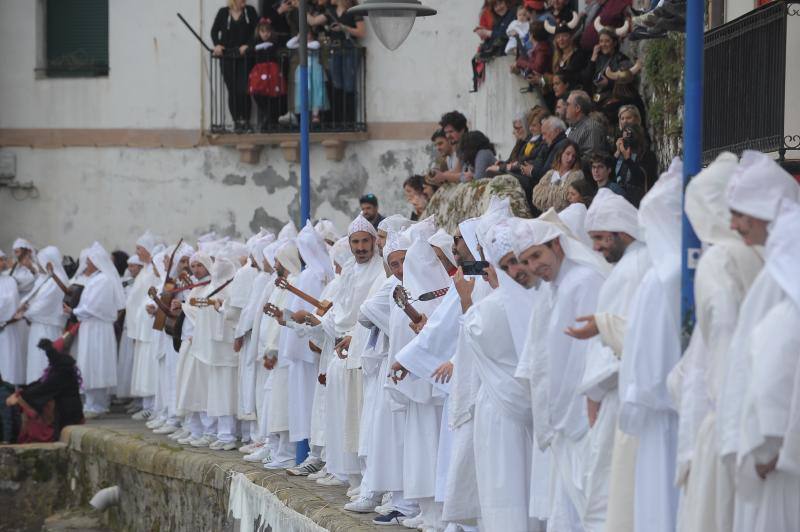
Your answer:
[702,1,788,162]
[209,45,367,134]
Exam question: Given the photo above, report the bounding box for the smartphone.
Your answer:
[462,260,490,276]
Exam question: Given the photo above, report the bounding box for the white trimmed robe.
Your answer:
[74,271,119,395]
[0,275,23,385]
[24,276,67,383]
[128,265,159,399]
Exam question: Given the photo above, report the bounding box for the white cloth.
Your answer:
[73,271,119,391]
[585,188,641,239]
[726,149,800,222]
[0,274,23,384]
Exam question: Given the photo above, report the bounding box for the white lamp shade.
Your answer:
[369,10,417,51]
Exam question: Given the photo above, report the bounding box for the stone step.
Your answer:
[42,509,111,532]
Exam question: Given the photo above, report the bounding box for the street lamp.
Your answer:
[348,0,437,51]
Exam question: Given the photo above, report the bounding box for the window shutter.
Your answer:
[46,0,109,77]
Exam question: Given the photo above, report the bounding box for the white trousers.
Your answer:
[214,415,237,442]
[84,388,110,413]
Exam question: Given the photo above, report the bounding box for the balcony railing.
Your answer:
[702,1,797,162]
[209,44,367,135]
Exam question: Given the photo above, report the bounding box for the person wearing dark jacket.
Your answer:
[613,123,658,207]
[5,339,84,442]
[211,0,259,131]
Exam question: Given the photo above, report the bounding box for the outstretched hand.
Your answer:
[565,315,599,340]
[431,361,454,384]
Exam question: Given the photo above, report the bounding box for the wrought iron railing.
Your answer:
[209,44,367,134]
[702,1,791,162]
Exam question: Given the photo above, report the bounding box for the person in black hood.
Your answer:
[5,338,84,442]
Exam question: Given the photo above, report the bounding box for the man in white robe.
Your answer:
[513,212,608,532]
[234,233,275,449]
[10,238,38,381]
[614,160,684,532]
[668,153,763,532]
[560,189,650,532]
[68,242,126,417]
[128,230,163,420]
[0,250,23,386]
[116,255,143,402]
[21,246,68,383]
[714,151,800,532]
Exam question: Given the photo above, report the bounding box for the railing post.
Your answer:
[299,0,311,228]
[681,0,704,347]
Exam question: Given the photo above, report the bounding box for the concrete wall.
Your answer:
[1,0,528,256]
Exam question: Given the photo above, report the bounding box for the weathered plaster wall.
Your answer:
[0,140,437,256]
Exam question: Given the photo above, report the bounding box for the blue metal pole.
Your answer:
[681,0,704,347]
[298,0,311,227]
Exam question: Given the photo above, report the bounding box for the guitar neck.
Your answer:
[284,283,324,311]
[402,302,423,324]
[50,273,70,295]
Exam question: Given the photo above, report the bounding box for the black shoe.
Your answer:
[372,510,406,525]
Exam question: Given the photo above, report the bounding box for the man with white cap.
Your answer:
[732,198,800,532]
[616,160,684,532]
[668,153,763,532]
[117,255,144,404]
[175,252,215,446]
[0,249,23,386]
[18,246,68,383]
[127,230,163,420]
[513,209,608,532]
[715,150,800,531]
[559,187,648,532]
[67,242,125,417]
[234,233,275,451]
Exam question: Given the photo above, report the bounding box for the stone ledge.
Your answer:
[60,416,396,532]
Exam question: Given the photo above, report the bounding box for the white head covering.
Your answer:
[251,234,275,264]
[297,220,335,281]
[766,200,800,309]
[275,239,302,276]
[219,241,248,263]
[484,220,516,264]
[403,229,450,299]
[686,152,741,246]
[512,218,610,275]
[406,215,437,243]
[0,249,6,258]
[727,150,800,222]
[377,214,414,234]
[457,217,481,261]
[163,242,195,278]
[585,188,641,239]
[384,229,412,260]
[427,228,457,268]
[136,230,162,254]
[330,236,353,269]
[558,203,592,247]
[197,231,218,245]
[638,157,683,283]
[475,197,513,262]
[127,255,144,267]
[278,221,299,241]
[86,241,126,310]
[151,243,166,258]
[348,214,378,238]
[37,246,67,283]
[262,240,282,269]
[12,238,34,252]
[314,219,341,243]
[189,252,213,277]
[210,257,236,291]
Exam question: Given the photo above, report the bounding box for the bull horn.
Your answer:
[615,18,631,38]
[593,15,609,33]
[567,11,580,29]
[544,19,556,34]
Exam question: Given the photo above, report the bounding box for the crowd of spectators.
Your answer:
[391,0,663,218]
[211,0,366,133]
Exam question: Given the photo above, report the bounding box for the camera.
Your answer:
[621,126,637,151]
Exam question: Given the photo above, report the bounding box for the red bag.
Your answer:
[248,62,287,97]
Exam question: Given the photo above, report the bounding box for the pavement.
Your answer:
[67,411,405,531]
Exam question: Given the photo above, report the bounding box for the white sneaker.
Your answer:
[346,485,361,498]
[146,418,165,429]
[263,458,294,470]
[131,409,153,421]
[84,411,102,419]
[278,112,298,126]
[209,439,238,451]
[307,466,329,481]
[344,496,381,513]
[244,446,271,463]
[375,502,395,516]
[287,457,324,476]
[177,434,196,445]
[190,436,213,447]
[239,442,259,454]
[402,514,425,529]
[316,474,347,487]
[153,424,179,435]
[168,428,190,441]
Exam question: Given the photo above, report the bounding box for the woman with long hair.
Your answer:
[457,131,497,181]
[531,139,583,213]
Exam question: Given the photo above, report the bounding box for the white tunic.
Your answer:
[0,275,23,385]
[74,271,119,390]
[24,275,67,383]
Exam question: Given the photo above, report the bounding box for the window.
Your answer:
[46,0,109,77]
